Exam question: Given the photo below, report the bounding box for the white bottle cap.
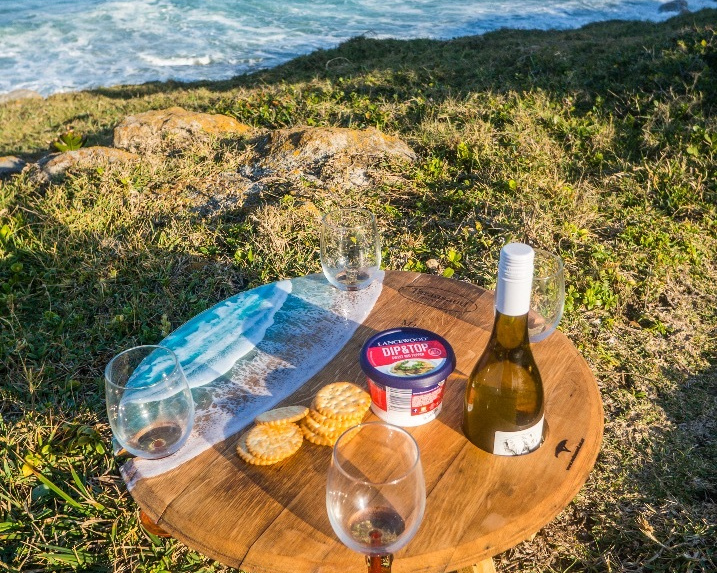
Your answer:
[495,243,534,316]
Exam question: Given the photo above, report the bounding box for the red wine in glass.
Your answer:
[326,422,425,573]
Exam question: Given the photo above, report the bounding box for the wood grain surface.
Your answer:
[128,271,603,573]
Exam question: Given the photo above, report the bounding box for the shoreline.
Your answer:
[1,5,713,100]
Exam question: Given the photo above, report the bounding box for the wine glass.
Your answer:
[320,207,381,291]
[529,248,565,343]
[105,345,194,459]
[326,422,426,573]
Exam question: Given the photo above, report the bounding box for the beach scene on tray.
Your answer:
[1,0,716,571]
[117,273,383,487]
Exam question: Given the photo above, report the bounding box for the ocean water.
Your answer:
[0,0,713,96]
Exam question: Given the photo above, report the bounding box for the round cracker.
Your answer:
[309,405,365,427]
[299,420,361,447]
[236,432,281,466]
[255,405,309,426]
[298,421,335,447]
[245,423,303,461]
[303,411,358,439]
[302,416,353,438]
[314,382,371,421]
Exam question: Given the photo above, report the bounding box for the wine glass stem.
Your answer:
[366,553,393,573]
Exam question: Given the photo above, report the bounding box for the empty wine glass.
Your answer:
[105,345,194,459]
[529,248,565,343]
[321,207,381,291]
[326,422,426,573]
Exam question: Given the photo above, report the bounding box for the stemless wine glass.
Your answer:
[105,345,194,459]
[326,422,426,573]
[320,207,381,291]
[529,248,565,343]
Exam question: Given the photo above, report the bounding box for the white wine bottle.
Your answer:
[463,242,545,455]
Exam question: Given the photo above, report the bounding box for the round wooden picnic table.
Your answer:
[124,271,603,573]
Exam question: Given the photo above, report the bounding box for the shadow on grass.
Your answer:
[523,359,717,572]
[619,360,716,570]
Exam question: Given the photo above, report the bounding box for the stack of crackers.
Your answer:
[299,381,371,446]
[236,382,371,466]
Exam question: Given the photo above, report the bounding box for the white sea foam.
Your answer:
[1,0,713,96]
[121,272,384,487]
[166,280,292,388]
[140,54,213,67]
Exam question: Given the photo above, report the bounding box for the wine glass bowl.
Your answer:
[326,422,426,563]
[529,249,565,343]
[320,207,381,291]
[105,345,194,459]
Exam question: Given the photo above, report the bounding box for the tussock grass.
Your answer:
[1,9,716,572]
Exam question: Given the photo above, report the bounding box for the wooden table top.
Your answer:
[126,270,603,573]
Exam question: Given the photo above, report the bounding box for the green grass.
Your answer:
[1,9,716,572]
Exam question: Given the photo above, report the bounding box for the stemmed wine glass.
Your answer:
[529,248,565,343]
[326,422,426,573]
[320,207,381,291]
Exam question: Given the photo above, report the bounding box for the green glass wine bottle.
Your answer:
[463,242,545,455]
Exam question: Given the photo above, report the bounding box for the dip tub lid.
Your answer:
[359,327,456,390]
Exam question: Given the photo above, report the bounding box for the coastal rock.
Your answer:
[243,126,416,189]
[0,156,27,177]
[34,147,139,182]
[0,89,43,105]
[252,126,416,167]
[114,106,252,153]
[658,0,689,13]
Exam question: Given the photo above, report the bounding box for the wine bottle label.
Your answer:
[492,415,544,456]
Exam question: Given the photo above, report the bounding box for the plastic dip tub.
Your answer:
[359,327,456,427]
